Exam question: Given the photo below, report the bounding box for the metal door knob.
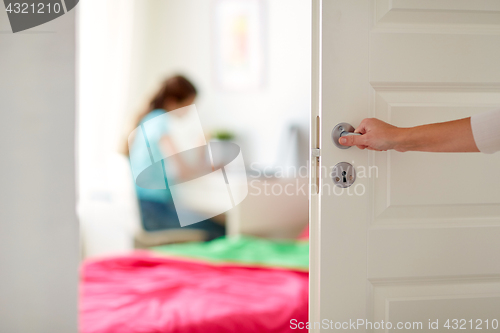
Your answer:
[331,122,360,149]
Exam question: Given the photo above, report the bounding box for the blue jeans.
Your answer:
[138,199,225,241]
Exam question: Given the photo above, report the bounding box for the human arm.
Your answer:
[338,117,480,153]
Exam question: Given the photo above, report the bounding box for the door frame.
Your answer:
[309,0,322,330]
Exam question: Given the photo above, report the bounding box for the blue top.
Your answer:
[129,109,172,203]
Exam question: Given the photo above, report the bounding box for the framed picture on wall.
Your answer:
[212,0,266,91]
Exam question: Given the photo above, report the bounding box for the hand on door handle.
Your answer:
[332,122,362,149]
[335,120,395,151]
[334,120,403,151]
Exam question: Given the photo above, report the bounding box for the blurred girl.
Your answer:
[125,75,225,240]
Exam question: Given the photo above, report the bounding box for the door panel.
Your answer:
[370,34,500,84]
[369,227,500,278]
[376,0,500,27]
[375,284,500,332]
[311,0,500,331]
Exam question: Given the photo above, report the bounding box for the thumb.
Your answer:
[339,134,362,147]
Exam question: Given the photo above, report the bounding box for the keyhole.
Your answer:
[342,171,347,183]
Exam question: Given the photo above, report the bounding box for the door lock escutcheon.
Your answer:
[331,122,361,149]
[331,162,356,188]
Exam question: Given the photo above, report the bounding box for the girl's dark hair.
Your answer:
[148,75,197,112]
[123,75,197,155]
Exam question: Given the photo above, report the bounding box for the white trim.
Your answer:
[309,0,322,331]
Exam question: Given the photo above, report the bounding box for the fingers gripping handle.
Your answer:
[340,131,361,137]
[332,122,360,149]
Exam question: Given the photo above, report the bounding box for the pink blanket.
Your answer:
[80,252,308,333]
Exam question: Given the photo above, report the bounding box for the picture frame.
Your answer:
[212,0,266,91]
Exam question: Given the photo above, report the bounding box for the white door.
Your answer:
[310,0,500,332]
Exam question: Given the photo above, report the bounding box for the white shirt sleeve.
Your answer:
[470,108,500,154]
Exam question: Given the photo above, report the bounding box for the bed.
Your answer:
[80,236,309,333]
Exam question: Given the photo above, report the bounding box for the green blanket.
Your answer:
[151,236,309,271]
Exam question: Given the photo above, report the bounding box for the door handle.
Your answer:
[331,122,360,149]
[340,132,361,137]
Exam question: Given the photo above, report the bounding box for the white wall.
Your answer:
[128,0,311,168]
[0,9,78,333]
[78,0,137,201]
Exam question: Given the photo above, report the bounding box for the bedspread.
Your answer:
[81,238,308,333]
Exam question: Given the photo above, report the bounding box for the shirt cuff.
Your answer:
[470,108,500,154]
